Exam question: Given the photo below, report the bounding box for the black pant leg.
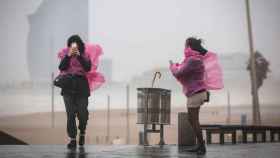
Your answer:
[76,96,89,134]
[63,95,78,138]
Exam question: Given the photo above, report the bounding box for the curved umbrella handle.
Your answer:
[152,71,162,88]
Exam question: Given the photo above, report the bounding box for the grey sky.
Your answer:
[89,0,280,81]
[0,0,279,82]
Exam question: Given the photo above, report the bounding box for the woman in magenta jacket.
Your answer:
[170,37,208,155]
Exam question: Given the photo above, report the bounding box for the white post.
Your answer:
[126,85,130,144]
[226,91,231,125]
[106,95,111,144]
[51,72,55,128]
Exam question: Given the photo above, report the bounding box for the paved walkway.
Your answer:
[0,143,280,158]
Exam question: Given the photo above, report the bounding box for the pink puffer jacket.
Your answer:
[170,48,223,96]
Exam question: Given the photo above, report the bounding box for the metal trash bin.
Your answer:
[137,88,171,145]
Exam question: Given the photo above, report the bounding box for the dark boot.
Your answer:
[79,134,85,146]
[197,141,206,155]
[67,138,77,149]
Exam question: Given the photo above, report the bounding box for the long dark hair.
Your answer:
[67,34,85,54]
[185,37,208,55]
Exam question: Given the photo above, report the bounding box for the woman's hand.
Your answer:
[75,50,80,56]
[68,43,80,56]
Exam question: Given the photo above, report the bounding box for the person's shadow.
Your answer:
[66,146,88,158]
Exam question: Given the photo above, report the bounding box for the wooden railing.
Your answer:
[201,124,280,144]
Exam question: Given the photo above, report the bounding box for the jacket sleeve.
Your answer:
[172,58,204,78]
[58,55,71,71]
[77,55,92,72]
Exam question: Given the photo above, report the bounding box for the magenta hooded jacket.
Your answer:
[58,43,105,92]
[170,48,223,97]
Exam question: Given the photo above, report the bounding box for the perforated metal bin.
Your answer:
[137,88,171,125]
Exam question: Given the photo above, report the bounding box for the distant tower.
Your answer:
[27,0,89,82]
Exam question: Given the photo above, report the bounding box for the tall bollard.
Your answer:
[178,112,196,146]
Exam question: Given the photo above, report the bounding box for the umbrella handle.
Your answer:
[152,71,162,88]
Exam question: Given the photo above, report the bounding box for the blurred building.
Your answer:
[130,53,250,90]
[27,0,89,82]
[99,59,113,83]
[219,53,249,80]
[129,53,278,105]
[130,67,179,91]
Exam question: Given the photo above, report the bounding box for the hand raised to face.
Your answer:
[68,43,80,56]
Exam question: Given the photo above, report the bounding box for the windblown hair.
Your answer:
[67,34,85,54]
[185,37,208,55]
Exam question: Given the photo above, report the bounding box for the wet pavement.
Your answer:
[0,143,280,158]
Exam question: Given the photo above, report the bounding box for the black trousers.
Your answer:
[63,94,89,139]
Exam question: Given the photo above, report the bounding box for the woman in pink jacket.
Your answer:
[58,35,105,149]
[170,37,215,155]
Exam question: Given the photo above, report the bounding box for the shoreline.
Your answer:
[1,104,279,118]
[1,106,280,145]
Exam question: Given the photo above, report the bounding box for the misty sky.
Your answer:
[0,0,280,82]
[89,0,280,82]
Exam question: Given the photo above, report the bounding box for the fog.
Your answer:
[0,0,279,115]
[90,0,280,81]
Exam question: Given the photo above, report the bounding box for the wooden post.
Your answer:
[220,131,225,145]
[206,131,212,144]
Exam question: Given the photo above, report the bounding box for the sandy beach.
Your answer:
[0,106,280,145]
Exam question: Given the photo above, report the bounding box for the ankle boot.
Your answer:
[197,141,206,155]
[67,138,77,149]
